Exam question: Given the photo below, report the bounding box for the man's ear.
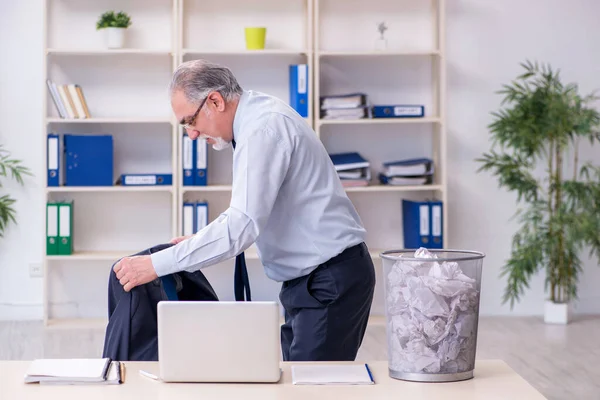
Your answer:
[208,92,226,112]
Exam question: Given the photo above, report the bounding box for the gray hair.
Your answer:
[169,59,243,104]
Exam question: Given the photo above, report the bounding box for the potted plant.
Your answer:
[375,22,388,51]
[0,144,32,238]
[96,11,132,49]
[476,60,600,324]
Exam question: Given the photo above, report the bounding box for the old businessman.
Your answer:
[113,59,376,361]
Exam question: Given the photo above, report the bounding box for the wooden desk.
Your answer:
[1,360,546,399]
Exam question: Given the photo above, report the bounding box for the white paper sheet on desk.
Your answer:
[291,364,375,385]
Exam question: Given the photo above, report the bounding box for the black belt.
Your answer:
[237,242,366,297]
[319,242,366,269]
[283,242,366,287]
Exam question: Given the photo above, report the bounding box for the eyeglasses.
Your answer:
[181,96,208,130]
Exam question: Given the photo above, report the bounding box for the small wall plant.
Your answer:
[96,11,132,30]
[377,22,388,40]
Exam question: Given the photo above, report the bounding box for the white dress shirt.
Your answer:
[151,90,367,282]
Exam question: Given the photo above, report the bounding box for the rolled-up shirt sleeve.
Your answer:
[151,120,291,277]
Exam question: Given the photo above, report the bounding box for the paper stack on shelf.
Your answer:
[378,157,434,186]
[46,79,91,119]
[320,93,369,120]
[329,152,371,187]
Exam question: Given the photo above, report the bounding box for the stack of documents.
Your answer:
[320,93,369,120]
[291,364,375,385]
[378,157,434,186]
[24,358,124,385]
[329,152,371,187]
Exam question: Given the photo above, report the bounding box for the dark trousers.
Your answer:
[279,242,376,361]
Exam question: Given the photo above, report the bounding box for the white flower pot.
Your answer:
[374,37,388,51]
[104,27,126,49]
[544,300,572,324]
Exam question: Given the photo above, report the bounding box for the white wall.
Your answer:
[0,1,45,319]
[446,0,600,315]
[1,0,599,320]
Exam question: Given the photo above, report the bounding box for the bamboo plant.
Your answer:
[0,144,32,238]
[477,60,600,308]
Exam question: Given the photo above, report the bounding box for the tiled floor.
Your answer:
[1,315,598,399]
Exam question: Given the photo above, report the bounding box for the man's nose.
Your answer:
[187,129,199,140]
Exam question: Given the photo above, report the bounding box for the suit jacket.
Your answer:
[102,243,219,361]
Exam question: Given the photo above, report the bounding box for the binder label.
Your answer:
[48,136,58,170]
[297,64,307,94]
[197,204,208,232]
[183,136,192,170]
[432,205,441,236]
[47,205,58,237]
[124,175,156,185]
[197,140,207,170]
[419,205,430,236]
[394,106,423,116]
[59,205,70,236]
[183,204,194,236]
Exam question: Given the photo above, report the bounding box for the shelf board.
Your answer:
[45,251,135,261]
[182,48,310,56]
[182,184,442,193]
[47,48,172,56]
[345,184,443,193]
[182,185,233,192]
[46,117,173,124]
[318,50,440,57]
[318,117,441,126]
[46,186,174,193]
[45,318,108,330]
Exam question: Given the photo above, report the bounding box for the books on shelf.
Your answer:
[378,157,434,186]
[46,79,91,119]
[24,358,124,385]
[329,152,371,187]
[320,93,369,120]
[319,93,425,120]
[48,133,172,188]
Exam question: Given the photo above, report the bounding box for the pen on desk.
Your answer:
[139,370,159,381]
[365,363,375,384]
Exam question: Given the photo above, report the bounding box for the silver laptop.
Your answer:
[157,301,282,383]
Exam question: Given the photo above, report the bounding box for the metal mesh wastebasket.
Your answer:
[380,248,485,382]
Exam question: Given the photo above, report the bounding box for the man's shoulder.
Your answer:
[245,90,303,124]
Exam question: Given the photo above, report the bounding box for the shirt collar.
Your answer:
[232,90,250,143]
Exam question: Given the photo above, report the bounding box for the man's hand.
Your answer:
[113,255,158,292]
[169,235,192,245]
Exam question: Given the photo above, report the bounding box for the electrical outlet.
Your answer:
[29,263,43,278]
